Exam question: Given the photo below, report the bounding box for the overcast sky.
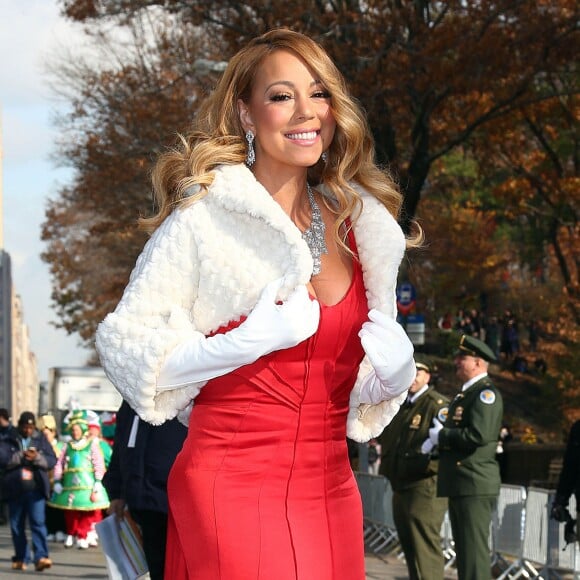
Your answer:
[1,0,90,381]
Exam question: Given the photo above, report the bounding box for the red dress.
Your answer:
[166,233,368,580]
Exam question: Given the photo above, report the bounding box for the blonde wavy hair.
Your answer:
[143,29,420,249]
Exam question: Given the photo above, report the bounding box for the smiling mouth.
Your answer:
[285,130,319,141]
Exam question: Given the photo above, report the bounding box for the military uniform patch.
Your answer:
[410,414,422,429]
[437,407,449,423]
[480,389,496,404]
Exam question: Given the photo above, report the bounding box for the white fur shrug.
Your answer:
[95,164,408,442]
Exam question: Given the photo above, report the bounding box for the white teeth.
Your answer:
[286,131,317,140]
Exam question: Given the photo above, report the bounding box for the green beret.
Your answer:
[455,334,497,362]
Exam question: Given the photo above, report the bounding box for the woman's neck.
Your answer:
[253,169,310,224]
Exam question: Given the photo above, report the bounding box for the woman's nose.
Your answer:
[295,96,314,120]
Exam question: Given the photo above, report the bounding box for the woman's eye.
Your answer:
[270,93,292,102]
[313,90,331,99]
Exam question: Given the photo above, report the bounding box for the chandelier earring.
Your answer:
[245,130,256,167]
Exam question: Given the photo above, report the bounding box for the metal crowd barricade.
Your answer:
[492,486,579,580]
[516,486,551,578]
[354,471,399,554]
[493,484,527,579]
[546,494,579,579]
[355,476,580,577]
[518,488,580,579]
[440,509,456,569]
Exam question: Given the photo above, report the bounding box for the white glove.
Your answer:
[53,482,63,495]
[358,309,416,404]
[429,418,443,445]
[92,481,104,493]
[158,279,320,390]
[420,418,444,454]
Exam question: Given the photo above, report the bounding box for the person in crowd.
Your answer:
[48,411,110,549]
[85,412,113,546]
[346,437,360,471]
[437,312,453,332]
[533,357,547,375]
[495,424,513,482]
[454,309,466,328]
[0,409,15,442]
[98,411,117,447]
[500,312,519,361]
[512,353,528,374]
[455,313,475,336]
[426,335,503,580]
[484,315,500,360]
[0,411,56,571]
[366,438,381,475]
[551,420,580,545]
[469,308,482,338]
[104,400,187,580]
[95,28,419,579]
[0,408,17,526]
[527,319,539,352]
[379,360,449,579]
[36,415,67,543]
[86,412,113,468]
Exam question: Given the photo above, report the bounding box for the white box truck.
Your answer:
[46,366,123,429]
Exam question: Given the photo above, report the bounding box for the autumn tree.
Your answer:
[408,71,579,418]
[60,0,578,230]
[45,0,577,350]
[471,68,579,418]
[473,68,579,325]
[42,13,215,342]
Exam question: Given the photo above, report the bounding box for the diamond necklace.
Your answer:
[302,184,328,276]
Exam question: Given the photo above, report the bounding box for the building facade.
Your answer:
[0,250,11,411]
[0,250,38,420]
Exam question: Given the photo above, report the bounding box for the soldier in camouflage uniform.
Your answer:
[379,360,449,579]
[425,334,503,580]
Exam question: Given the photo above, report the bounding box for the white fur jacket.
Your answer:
[95,163,408,442]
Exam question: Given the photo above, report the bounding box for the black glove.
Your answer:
[564,518,577,546]
[550,501,569,523]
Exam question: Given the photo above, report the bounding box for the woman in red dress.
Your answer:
[96,29,419,579]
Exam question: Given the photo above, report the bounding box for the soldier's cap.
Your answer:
[415,360,431,373]
[18,411,36,426]
[454,334,497,362]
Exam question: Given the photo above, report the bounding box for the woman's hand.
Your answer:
[358,309,416,404]
[158,278,320,390]
[108,498,126,520]
[238,279,320,355]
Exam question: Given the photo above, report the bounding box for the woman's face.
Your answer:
[238,49,336,173]
[70,424,83,440]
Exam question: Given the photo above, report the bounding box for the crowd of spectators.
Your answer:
[437,308,547,375]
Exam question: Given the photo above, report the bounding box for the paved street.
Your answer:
[0,518,437,579]
[0,518,414,579]
[0,521,108,578]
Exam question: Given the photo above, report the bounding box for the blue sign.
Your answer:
[406,314,424,324]
[397,282,416,306]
